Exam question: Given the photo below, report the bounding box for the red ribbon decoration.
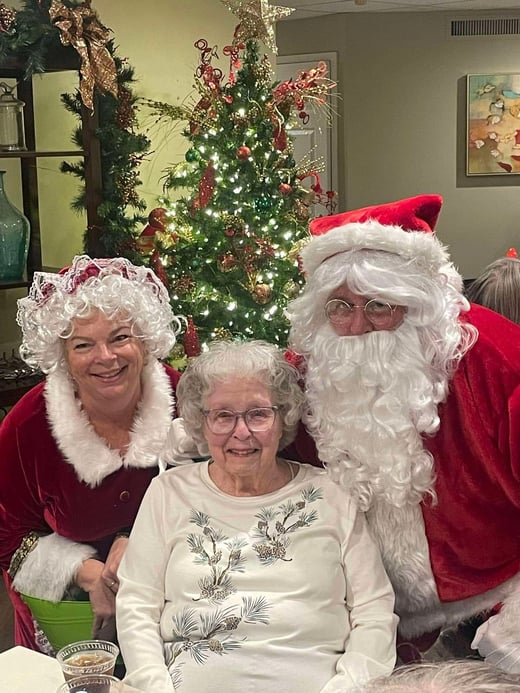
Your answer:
[192,161,216,212]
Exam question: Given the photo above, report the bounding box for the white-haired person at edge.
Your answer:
[0,255,185,653]
[116,340,397,693]
[354,659,520,692]
[466,252,520,325]
[284,195,520,672]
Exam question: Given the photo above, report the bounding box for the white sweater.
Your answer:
[116,461,397,693]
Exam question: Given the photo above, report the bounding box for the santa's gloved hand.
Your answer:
[160,417,207,467]
[471,613,520,673]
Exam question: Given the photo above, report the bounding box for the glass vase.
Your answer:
[0,169,30,280]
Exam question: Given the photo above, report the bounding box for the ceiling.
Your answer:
[282,0,520,20]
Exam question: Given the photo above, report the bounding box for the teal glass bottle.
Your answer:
[0,169,30,280]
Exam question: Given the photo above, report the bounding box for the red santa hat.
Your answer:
[301,194,448,278]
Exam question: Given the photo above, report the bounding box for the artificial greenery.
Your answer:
[142,38,335,351]
[60,48,150,259]
[0,0,149,258]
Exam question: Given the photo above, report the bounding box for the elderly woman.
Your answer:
[116,340,397,693]
[0,254,184,652]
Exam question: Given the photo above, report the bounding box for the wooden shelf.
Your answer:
[0,49,104,299]
[0,277,29,290]
[0,150,84,158]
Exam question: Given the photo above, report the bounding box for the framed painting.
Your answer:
[467,73,520,175]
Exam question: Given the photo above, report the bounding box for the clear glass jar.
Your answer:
[0,82,26,152]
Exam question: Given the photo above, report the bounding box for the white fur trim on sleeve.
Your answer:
[159,418,205,467]
[497,578,520,638]
[12,533,97,602]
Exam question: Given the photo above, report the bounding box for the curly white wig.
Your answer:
[17,255,184,373]
[176,339,304,453]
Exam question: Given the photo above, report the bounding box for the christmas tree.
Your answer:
[139,0,335,360]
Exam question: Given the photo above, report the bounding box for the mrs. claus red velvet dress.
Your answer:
[0,360,180,651]
[288,304,520,641]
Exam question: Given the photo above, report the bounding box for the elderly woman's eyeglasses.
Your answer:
[325,298,399,327]
[203,407,279,434]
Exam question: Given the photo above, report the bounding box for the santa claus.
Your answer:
[285,194,520,671]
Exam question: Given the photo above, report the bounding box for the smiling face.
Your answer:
[64,309,145,411]
[203,378,283,490]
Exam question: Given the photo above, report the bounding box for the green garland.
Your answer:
[0,0,150,259]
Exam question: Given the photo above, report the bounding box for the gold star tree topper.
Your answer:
[221,0,294,54]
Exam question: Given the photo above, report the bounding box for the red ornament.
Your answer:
[148,207,168,230]
[184,316,201,357]
[237,145,251,160]
[279,183,292,195]
[217,253,236,272]
[506,247,519,258]
[151,250,168,288]
[138,207,168,253]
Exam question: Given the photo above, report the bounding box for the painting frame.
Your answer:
[467,73,520,175]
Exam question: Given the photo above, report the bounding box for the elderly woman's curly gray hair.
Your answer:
[16,255,184,373]
[176,340,304,453]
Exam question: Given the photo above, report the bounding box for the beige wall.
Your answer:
[94,0,235,209]
[278,10,520,279]
[1,0,235,350]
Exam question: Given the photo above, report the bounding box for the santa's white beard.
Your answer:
[304,321,449,511]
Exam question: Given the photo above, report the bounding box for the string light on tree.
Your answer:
[139,0,337,360]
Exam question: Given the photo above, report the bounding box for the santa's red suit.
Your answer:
[0,361,180,650]
[288,303,520,642]
[284,194,520,666]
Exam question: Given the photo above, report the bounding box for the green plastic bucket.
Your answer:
[21,593,94,652]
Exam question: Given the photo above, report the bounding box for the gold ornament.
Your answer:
[220,0,294,54]
[252,282,272,304]
[49,0,118,111]
[287,237,310,261]
[173,275,196,295]
[170,343,186,360]
[116,87,136,130]
[213,327,233,341]
[167,343,188,372]
[283,280,300,299]
[156,229,178,250]
[0,3,15,33]
[230,112,248,127]
[293,199,310,220]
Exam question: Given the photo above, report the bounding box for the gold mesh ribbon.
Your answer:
[49,0,118,111]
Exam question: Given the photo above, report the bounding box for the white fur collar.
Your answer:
[45,360,175,487]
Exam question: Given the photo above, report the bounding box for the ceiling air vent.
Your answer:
[450,17,520,38]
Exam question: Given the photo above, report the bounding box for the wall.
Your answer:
[277,10,520,279]
[1,0,235,351]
